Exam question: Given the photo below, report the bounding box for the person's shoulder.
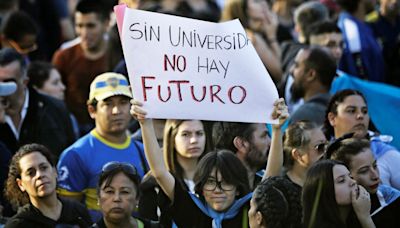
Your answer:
[59,197,93,226]
[5,204,42,228]
[30,89,69,113]
[60,133,94,156]
[53,41,82,60]
[4,217,31,228]
[60,197,89,216]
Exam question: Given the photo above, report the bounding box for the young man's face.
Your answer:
[75,12,109,52]
[309,32,344,64]
[89,95,132,136]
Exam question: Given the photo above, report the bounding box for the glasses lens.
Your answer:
[102,161,137,175]
[204,179,217,191]
[314,143,327,154]
[220,181,235,191]
[203,179,235,191]
[8,39,37,54]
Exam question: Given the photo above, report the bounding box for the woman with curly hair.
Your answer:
[4,143,92,227]
[248,176,302,228]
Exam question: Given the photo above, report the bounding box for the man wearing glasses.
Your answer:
[0,48,75,157]
[1,11,38,59]
[0,81,16,218]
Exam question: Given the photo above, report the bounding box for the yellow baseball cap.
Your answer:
[89,72,132,101]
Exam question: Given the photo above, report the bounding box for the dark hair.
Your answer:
[323,90,367,139]
[87,97,98,108]
[329,138,371,168]
[0,0,18,10]
[283,121,319,169]
[75,0,109,21]
[5,143,55,207]
[194,150,250,197]
[294,1,329,41]
[2,11,38,42]
[0,48,26,70]
[97,165,141,199]
[27,61,54,89]
[336,0,360,13]
[163,119,210,181]
[302,160,346,228]
[212,122,257,153]
[302,46,337,90]
[253,176,302,228]
[309,20,341,37]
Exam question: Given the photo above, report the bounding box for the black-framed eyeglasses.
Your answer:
[101,161,138,176]
[0,97,9,107]
[314,142,328,155]
[203,179,235,191]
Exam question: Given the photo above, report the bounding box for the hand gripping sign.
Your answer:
[115,5,279,124]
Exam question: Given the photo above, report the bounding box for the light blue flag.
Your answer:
[330,73,400,148]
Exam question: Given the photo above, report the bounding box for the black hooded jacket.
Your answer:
[5,198,92,228]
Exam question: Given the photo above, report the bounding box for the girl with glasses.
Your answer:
[302,159,375,228]
[329,138,400,228]
[131,99,288,227]
[4,143,92,227]
[93,161,159,228]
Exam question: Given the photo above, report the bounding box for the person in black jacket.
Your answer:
[4,143,92,227]
[0,48,76,158]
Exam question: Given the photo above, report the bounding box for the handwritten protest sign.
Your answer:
[115,5,279,123]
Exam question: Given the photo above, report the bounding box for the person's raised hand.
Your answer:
[352,185,371,220]
[130,100,148,124]
[271,98,288,129]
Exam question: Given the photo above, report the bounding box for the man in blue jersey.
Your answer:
[57,72,148,222]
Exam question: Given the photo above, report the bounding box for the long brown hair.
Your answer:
[163,120,210,181]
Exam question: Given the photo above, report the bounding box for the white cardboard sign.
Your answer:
[115,6,278,123]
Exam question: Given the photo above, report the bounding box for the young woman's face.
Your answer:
[174,120,206,159]
[99,172,138,222]
[329,95,369,139]
[299,128,327,168]
[349,149,380,194]
[202,168,237,212]
[17,152,57,200]
[39,69,65,100]
[333,164,357,206]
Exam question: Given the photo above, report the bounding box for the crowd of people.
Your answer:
[1,0,400,227]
